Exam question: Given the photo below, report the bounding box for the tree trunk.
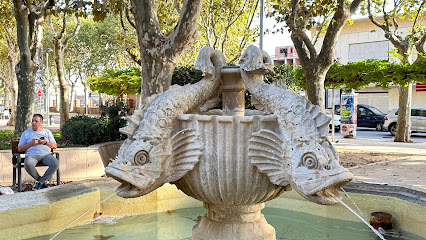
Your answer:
[13,0,50,135]
[49,14,80,127]
[15,60,37,134]
[394,84,412,142]
[5,35,18,126]
[131,0,203,98]
[54,47,70,127]
[70,83,75,112]
[140,60,175,98]
[304,65,327,110]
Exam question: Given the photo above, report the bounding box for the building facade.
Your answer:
[271,45,300,66]
[314,17,426,114]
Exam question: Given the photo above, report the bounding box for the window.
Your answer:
[358,107,367,115]
[279,48,288,57]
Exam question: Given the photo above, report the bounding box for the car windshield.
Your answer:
[368,106,385,115]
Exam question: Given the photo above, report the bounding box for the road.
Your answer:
[329,127,426,143]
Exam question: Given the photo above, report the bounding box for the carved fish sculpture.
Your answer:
[239,45,353,205]
[105,47,226,198]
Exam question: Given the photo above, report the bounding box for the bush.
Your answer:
[61,115,109,145]
[100,101,130,141]
[62,102,130,146]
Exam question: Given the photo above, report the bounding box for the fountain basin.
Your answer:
[0,179,424,239]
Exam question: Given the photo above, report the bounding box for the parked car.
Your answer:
[384,107,426,136]
[325,111,341,132]
[357,104,386,131]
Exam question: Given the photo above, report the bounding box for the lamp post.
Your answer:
[45,48,53,125]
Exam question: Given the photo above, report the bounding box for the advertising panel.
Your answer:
[340,93,358,137]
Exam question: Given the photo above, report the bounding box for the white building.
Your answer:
[314,16,426,114]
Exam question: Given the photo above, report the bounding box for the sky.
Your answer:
[261,17,293,57]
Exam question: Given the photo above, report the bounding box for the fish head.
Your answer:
[105,137,172,198]
[289,140,353,205]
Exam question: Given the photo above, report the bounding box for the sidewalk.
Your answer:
[1,119,425,190]
[332,135,426,190]
[0,119,60,131]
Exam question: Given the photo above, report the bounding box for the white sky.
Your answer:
[261,17,293,56]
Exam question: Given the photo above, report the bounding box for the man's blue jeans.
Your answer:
[24,154,59,183]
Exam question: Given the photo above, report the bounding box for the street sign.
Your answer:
[37,90,42,97]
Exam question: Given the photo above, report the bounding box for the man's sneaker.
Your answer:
[41,183,49,189]
[32,181,43,191]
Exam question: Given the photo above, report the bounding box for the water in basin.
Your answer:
[28,207,422,240]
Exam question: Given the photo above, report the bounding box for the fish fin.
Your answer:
[168,129,203,182]
[305,101,330,138]
[249,129,290,186]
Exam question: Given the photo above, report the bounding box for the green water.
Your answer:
[28,207,423,240]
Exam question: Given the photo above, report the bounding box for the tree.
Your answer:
[121,0,258,66]
[268,0,363,110]
[3,28,19,127]
[48,3,81,127]
[12,0,55,134]
[0,1,18,127]
[186,0,259,64]
[365,0,426,142]
[130,0,203,98]
[87,67,141,98]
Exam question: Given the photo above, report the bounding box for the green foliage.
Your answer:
[172,66,203,85]
[0,130,18,150]
[87,67,141,97]
[62,101,130,145]
[267,0,341,40]
[61,115,109,145]
[265,64,303,91]
[100,101,130,141]
[324,59,426,89]
[67,15,136,78]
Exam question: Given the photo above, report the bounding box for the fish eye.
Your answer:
[302,153,318,169]
[134,150,149,165]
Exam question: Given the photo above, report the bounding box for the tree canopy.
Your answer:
[87,67,141,97]
[325,60,426,88]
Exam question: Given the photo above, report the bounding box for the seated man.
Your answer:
[18,114,59,190]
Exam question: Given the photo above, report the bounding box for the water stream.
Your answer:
[334,196,386,240]
[49,190,121,240]
[340,187,366,220]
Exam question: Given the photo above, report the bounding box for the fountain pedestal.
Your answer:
[193,203,275,240]
[174,67,285,240]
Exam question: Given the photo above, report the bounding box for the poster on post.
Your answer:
[340,93,358,137]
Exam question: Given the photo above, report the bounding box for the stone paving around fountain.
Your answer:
[333,136,426,190]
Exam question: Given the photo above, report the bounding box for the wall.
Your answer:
[357,85,426,114]
[0,146,106,185]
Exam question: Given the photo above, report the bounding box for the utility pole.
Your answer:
[45,48,53,125]
[259,0,264,50]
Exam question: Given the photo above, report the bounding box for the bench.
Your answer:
[11,141,60,192]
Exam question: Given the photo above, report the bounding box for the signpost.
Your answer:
[340,92,358,138]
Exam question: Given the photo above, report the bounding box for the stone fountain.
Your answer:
[105,46,353,240]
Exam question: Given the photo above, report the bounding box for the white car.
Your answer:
[325,111,341,132]
[383,107,426,136]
